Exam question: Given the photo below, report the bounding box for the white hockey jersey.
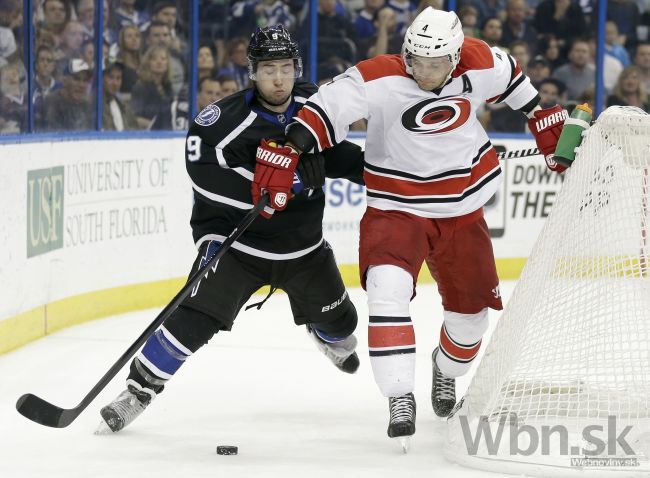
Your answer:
[294,38,538,218]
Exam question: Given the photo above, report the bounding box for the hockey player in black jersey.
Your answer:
[97,25,365,434]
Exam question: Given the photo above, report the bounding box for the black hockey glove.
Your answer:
[296,152,326,190]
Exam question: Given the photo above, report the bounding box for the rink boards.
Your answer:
[0,134,562,353]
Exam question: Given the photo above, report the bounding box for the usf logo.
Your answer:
[27,167,64,257]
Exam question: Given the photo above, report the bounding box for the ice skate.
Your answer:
[306,324,359,374]
[431,347,456,417]
[95,380,156,434]
[387,392,416,453]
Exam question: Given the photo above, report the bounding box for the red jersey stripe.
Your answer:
[295,107,333,150]
[364,148,498,197]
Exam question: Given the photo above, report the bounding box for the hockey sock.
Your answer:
[366,265,416,397]
[130,325,193,391]
[437,308,489,377]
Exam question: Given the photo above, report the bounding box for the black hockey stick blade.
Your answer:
[16,393,79,428]
[16,195,270,428]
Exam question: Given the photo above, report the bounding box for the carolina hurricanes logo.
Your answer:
[401,97,471,135]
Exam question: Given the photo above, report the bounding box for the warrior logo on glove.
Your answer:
[528,104,568,173]
[252,139,300,216]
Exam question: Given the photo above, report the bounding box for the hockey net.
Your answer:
[445,106,650,477]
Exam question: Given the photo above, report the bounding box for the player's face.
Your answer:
[409,55,453,91]
[255,59,296,106]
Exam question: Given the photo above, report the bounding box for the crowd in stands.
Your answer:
[2,0,650,134]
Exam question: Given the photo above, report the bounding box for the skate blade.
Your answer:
[393,436,411,454]
[94,419,114,435]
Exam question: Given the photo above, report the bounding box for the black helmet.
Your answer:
[246,25,302,80]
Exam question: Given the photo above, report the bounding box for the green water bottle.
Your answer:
[553,103,593,168]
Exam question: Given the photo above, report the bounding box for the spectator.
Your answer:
[76,0,117,47]
[552,38,595,100]
[607,0,640,48]
[42,59,94,131]
[480,17,504,48]
[458,4,479,38]
[633,43,650,95]
[316,0,357,64]
[216,74,238,97]
[527,54,551,86]
[534,0,587,54]
[605,20,632,66]
[57,21,85,73]
[501,0,537,54]
[588,35,623,94]
[386,0,417,35]
[355,0,386,40]
[257,0,295,30]
[538,77,566,107]
[144,20,185,95]
[0,0,17,68]
[33,46,63,128]
[116,24,142,94]
[130,45,173,130]
[459,0,506,25]
[39,0,70,36]
[148,1,187,56]
[509,40,531,73]
[217,37,250,91]
[102,60,138,130]
[607,65,650,110]
[364,6,402,57]
[197,44,215,80]
[112,0,150,30]
[81,38,95,69]
[0,62,25,133]
[537,33,563,69]
[196,76,222,111]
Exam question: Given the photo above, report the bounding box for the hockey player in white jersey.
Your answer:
[251,8,567,449]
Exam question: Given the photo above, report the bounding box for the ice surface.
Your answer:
[0,283,514,478]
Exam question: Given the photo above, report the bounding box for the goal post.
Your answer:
[445,106,650,477]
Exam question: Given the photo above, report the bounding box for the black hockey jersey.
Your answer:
[185,80,364,259]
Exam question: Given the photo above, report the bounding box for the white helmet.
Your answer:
[402,8,464,75]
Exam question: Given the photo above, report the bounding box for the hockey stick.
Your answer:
[496,147,541,160]
[16,194,271,428]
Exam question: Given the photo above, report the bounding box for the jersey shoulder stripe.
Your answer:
[452,38,494,78]
[356,54,409,82]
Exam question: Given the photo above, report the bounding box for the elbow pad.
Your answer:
[286,121,318,153]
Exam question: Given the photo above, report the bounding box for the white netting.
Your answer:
[445,106,650,477]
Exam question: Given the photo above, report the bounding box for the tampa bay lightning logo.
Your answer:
[195,104,221,126]
[401,96,471,135]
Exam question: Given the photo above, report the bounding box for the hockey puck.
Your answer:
[216,445,238,455]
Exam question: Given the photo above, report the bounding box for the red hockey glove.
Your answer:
[528,105,568,173]
[252,139,299,218]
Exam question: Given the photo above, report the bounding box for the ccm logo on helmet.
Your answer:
[401,96,471,135]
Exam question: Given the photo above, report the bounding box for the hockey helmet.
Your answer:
[402,8,464,76]
[247,25,303,80]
